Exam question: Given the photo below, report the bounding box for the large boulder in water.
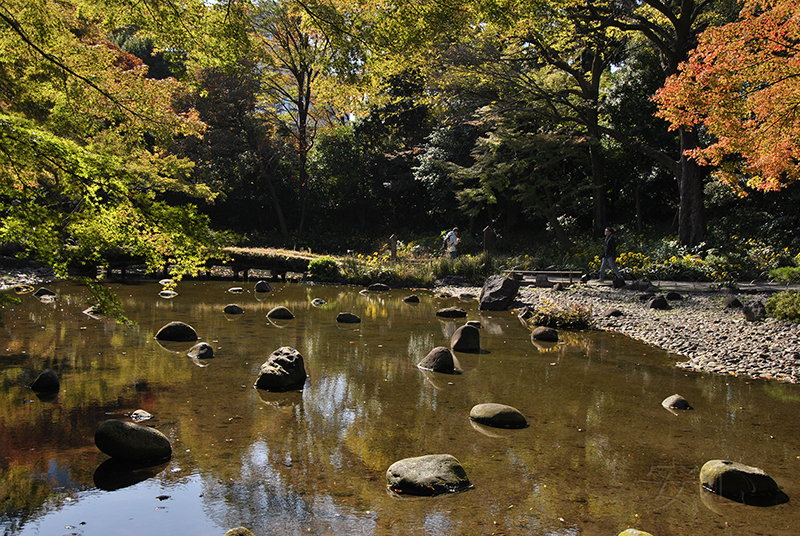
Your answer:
[336,312,362,324]
[254,280,272,293]
[451,325,480,352]
[155,321,198,342]
[267,306,295,320]
[469,403,527,429]
[417,347,461,374]
[700,459,779,502]
[386,454,472,496]
[29,368,60,393]
[479,275,520,311]
[224,304,244,315]
[254,347,307,391]
[94,419,172,463]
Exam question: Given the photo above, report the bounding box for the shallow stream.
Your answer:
[2,280,800,535]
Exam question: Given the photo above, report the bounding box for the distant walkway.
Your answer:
[586,279,800,294]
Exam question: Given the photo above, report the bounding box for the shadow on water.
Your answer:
[1,280,799,535]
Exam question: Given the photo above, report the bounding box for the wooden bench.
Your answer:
[503,270,583,286]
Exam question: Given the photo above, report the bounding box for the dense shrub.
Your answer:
[308,256,340,282]
[766,291,800,323]
[529,299,593,330]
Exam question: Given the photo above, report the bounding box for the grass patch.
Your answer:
[528,298,593,330]
[766,291,800,323]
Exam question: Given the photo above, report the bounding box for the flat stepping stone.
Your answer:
[386,454,472,496]
[130,410,153,422]
[436,307,467,318]
[469,403,527,429]
[700,459,779,502]
[367,283,391,291]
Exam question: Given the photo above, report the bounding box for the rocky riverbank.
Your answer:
[0,257,55,291]
[439,282,800,384]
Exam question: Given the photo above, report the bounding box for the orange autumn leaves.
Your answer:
[654,0,800,193]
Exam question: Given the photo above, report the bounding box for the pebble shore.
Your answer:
[439,283,800,384]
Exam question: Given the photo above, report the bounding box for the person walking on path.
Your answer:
[599,227,623,282]
[444,227,460,259]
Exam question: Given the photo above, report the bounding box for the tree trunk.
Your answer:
[262,171,290,243]
[589,135,606,236]
[678,127,706,247]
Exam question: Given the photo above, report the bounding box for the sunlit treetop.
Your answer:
[654,0,800,193]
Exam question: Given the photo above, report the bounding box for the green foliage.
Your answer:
[0,0,223,281]
[770,266,800,284]
[308,256,341,282]
[80,279,132,325]
[529,298,593,330]
[766,291,800,323]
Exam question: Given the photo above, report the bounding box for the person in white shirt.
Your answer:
[444,227,459,259]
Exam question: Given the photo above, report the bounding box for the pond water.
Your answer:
[1,280,800,536]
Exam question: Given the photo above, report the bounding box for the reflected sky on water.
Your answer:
[2,280,800,535]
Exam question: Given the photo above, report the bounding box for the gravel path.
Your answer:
[439,282,800,384]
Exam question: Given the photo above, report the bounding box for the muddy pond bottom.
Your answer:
[1,280,799,535]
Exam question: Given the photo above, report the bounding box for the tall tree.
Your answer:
[582,0,739,246]
[654,0,800,193]
[0,0,221,278]
[252,0,329,235]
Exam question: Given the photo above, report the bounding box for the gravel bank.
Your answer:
[439,283,800,384]
[0,258,56,291]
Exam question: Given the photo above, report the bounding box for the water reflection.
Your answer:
[1,280,799,535]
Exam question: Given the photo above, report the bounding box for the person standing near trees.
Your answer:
[444,227,460,259]
[599,227,624,282]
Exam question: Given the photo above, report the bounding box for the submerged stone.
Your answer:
[469,403,527,429]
